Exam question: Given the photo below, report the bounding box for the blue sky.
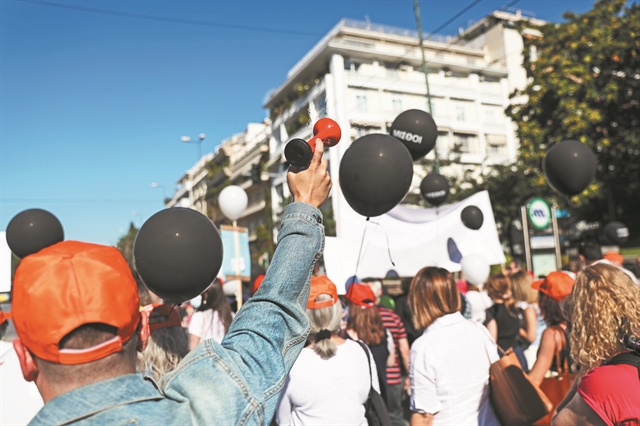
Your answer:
[1,0,595,246]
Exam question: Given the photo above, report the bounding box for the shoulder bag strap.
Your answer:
[357,340,374,388]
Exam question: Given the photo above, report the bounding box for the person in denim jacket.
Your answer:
[11,140,332,426]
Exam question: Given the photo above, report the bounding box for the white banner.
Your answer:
[0,233,11,294]
[325,191,505,294]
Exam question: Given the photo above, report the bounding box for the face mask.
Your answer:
[190,295,202,309]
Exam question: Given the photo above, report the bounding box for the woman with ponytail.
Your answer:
[188,279,234,349]
[276,276,378,425]
[484,274,525,363]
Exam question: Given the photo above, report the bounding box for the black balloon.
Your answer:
[389,109,438,161]
[134,208,223,303]
[461,206,484,230]
[339,134,414,217]
[603,221,629,245]
[6,209,64,258]
[420,173,450,206]
[543,140,596,196]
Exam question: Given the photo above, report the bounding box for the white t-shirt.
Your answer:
[188,310,233,344]
[1,345,44,425]
[465,290,493,323]
[410,312,500,426]
[276,339,379,425]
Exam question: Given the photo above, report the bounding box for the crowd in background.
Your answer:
[1,241,639,425]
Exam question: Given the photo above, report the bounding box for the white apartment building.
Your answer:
[166,152,215,215]
[166,122,271,241]
[265,12,540,237]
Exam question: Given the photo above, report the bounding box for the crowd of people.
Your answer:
[1,140,639,425]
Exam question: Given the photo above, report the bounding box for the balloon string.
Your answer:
[368,220,396,267]
[354,218,370,281]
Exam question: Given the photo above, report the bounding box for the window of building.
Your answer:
[314,95,327,118]
[486,134,507,155]
[353,125,381,140]
[453,99,476,123]
[356,93,368,113]
[454,133,480,154]
[483,104,504,125]
[391,96,403,112]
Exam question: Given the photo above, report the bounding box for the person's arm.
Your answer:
[411,412,434,426]
[188,334,200,351]
[552,393,605,426]
[398,337,410,376]
[275,377,293,426]
[527,327,557,386]
[485,319,498,342]
[187,311,203,351]
[518,306,537,343]
[217,141,332,413]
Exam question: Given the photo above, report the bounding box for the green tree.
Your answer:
[506,0,640,236]
[116,222,139,272]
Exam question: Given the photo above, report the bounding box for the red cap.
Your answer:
[12,241,140,365]
[0,310,11,324]
[252,274,265,294]
[345,283,376,309]
[532,271,575,301]
[307,276,338,309]
[148,304,182,331]
[603,252,624,265]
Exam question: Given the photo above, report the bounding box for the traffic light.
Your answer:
[251,163,261,184]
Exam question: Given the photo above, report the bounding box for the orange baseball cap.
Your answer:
[532,271,575,301]
[307,276,338,309]
[148,304,182,331]
[603,252,624,264]
[345,283,376,309]
[12,241,140,365]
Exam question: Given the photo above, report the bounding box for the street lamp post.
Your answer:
[150,182,167,205]
[181,133,206,159]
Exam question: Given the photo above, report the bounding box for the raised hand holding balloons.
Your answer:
[6,209,64,258]
[543,140,596,196]
[339,133,414,217]
[218,185,248,221]
[460,253,490,286]
[461,206,484,230]
[389,109,438,161]
[134,208,223,303]
[420,173,450,206]
[284,118,341,168]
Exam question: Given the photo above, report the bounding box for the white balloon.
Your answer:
[223,279,241,296]
[218,186,248,221]
[461,253,490,286]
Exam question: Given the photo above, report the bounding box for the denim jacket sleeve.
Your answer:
[160,202,324,425]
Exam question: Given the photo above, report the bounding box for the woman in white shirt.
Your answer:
[188,279,234,348]
[409,267,500,426]
[276,276,379,425]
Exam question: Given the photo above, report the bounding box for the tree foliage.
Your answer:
[116,221,139,272]
[505,0,640,237]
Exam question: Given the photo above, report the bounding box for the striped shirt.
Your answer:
[378,306,407,385]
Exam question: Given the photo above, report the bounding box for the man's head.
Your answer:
[578,240,602,265]
[11,241,149,402]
